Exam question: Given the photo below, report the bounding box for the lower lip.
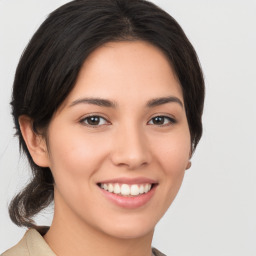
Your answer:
[99,185,157,209]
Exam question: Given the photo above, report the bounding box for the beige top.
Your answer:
[1,228,166,256]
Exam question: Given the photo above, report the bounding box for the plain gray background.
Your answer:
[0,0,256,255]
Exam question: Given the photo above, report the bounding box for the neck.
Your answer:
[44,198,154,256]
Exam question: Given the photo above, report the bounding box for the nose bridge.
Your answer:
[111,121,151,169]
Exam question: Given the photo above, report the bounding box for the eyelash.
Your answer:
[80,115,176,127]
[147,115,176,126]
[80,115,110,127]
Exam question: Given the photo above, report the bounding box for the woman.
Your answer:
[2,0,204,255]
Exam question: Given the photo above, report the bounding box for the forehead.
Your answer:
[62,40,183,108]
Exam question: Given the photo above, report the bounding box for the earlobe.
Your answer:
[186,161,192,170]
[19,115,49,167]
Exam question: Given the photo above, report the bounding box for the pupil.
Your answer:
[153,116,164,125]
[88,116,99,125]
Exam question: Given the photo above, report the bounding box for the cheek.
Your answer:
[153,129,191,173]
[46,129,111,215]
[152,128,191,203]
[46,128,110,189]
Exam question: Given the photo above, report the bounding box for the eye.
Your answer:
[148,116,176,126]
[80,115,109,127]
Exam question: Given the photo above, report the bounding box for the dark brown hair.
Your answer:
[9,0,204,227]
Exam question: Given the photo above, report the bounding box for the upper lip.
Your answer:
[98,177,158,185]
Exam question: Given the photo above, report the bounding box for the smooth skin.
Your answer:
[20,41,191,256]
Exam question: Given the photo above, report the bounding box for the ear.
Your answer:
[19,115,50,167]
[186,161,192,170]
[185,149,192,170]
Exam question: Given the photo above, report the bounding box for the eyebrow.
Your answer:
[146,96,183,108]
[69,96,183,108]
[69,98,116,108]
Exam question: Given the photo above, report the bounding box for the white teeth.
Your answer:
[139,185,144,194]
[145,184,152,193]
[100,183,153,196]
[130,185,140,196]
[108,183,114,193]
[121,184,130,196]
[114,184,121,194]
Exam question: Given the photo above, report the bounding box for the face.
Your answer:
[45,41,191,239]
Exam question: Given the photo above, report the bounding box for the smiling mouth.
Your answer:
[97,183,155,197]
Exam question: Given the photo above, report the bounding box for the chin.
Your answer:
[97,214,157,240]
[106,226,154,240]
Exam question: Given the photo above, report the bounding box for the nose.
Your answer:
[110,124,151,170]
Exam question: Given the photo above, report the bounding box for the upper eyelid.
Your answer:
[148,115,176,124]
[79,114,111,125]
[78,113,177,124]
[148,113,176,121]
[79,113,109,121]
